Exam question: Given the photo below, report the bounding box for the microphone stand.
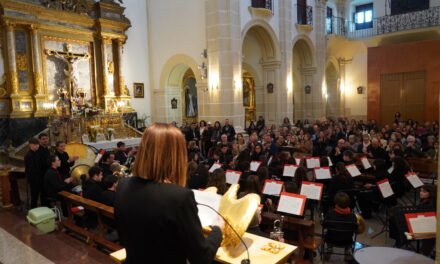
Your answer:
[197,203,251,264]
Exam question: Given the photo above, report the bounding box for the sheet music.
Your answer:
[277,193,306,216]
[263,180,283,196]
[346,164,361,177]
[225,170,241,185]
[209,162,222,173]
[283,165,298,177]
[327,157,333,167]
[300,182,323,200]
[295,157,301,165]
[192,190,221,226]
[314,167,332,180]
[267,156,273,166]
[360,157,371,169]
[250,161,261,172]
[405,173,424,189]
[409,215,436,234]
[377,179,394,198]
[387,166,394,174]
[306,158,320,169]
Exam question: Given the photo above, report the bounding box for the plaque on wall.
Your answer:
[305,85,311,94]
[267,83,274,93]
[171,98,178,109]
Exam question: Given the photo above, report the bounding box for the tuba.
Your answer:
[355,213,366,234]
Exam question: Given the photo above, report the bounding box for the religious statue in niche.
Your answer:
[243,81,251,107]
[184,77,198,118]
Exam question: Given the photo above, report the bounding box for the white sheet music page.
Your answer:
[360,157,371,169]
[300,182,323,200]
[405,172,424,189]
[314,167,332,180]
[387,166,394,174]
[283,165,299,177]
[225,170,241,185]
[346,164,361,177]
[377,179,394,198]
[209,162,222,173]
[277,192,306,216]
[250,161,262,172]
[306,157,320,169]
[262,180,283,196]
[295,157,302,165]
[409,215,437,234]
[192,190,221,226]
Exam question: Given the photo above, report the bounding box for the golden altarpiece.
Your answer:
[0,0,140,149]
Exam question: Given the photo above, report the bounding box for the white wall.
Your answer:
[344,52,367,118]
[122,0,151,119]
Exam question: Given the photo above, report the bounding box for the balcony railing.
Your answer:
[326,6,440,38]
[296,4,313,26]
[251,0,273,11]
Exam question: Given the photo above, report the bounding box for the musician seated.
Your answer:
[100,152,115,177]
[44,155,74,215]
[323,192,358,260]
[81,166,104,230]
[342,150,355,165]
[115,141,134,165]
[100,174,118,207]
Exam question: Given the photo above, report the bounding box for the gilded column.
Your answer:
[30,25,42,95]
[6,22,19,95]
[116,39,126,96]
[100,37,110,96]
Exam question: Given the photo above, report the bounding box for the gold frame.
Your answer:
[182,68,198,124]
[133,83,144,98]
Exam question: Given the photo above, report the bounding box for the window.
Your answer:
[354,3,373,30]
[326,7,333,34]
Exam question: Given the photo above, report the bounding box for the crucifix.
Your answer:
[45,43,90,106]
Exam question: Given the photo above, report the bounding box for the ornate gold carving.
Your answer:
[107,61,114,74]
[119,76,126,95]
[41,0,91,14]
[10,71,19,94]
[0,74,7,97]
[103,74,109,95]
[16,54,28,71]
[33,72,43,94]
[124,85,130,96]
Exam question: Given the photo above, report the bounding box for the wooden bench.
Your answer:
[261,212,322,263]
[407,157,438,180]
[58,191,122,253]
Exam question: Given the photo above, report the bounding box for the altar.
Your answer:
[85,137,141,151]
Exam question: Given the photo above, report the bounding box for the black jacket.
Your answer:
[115,150,128,164]
[55,151,74,178]
[37,145,51,173]
[82,179,103,202]
[100,190,116,207]
[44,167,72,199]
[323,209,357,246]
[24,150,45,183]
[115,177,222,264]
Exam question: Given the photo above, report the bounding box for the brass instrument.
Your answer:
[355,213,366,234]
[71,164,91,186]
[65,142,98,185]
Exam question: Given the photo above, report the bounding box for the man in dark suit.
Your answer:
[256,116,265,133]
[221,119,236,142]
[185,122,200,142]
[25,138,46,208]
[37,133,51,174]
[55,141,78,178]
[82,166,104,229]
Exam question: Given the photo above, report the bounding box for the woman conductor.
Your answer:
[115,123,223,264]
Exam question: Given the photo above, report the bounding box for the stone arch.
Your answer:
[292,35,316,120]
[154,54,201,123]
[241,20,281,126]
[325,61,340,118]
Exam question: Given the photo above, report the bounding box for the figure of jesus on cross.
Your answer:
[45,43,90,108]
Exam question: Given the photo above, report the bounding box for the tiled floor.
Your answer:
[0,209,114,264]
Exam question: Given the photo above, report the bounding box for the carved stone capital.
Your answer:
[28,24,39,34]
[4,21,15,31]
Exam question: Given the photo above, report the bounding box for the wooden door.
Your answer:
[380,73,402,126]
[380,71,426,125]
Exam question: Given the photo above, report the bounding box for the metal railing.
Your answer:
[326,6,440,38]
[296,4,313,26]
[251,0,273,11]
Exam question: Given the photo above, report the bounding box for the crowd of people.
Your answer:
[24,115,438,261]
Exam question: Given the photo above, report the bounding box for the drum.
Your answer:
[65,142,97,168]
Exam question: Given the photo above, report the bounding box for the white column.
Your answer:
[6,22,18,95]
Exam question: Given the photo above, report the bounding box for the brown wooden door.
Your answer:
[380,71,426,125]
[380,73,402,126]
[402,71,425,123]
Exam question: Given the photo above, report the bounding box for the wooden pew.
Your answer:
[261,212,322,263]
[407,157,438,180]
[58,191,122,253]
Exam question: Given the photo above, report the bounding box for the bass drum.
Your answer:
[70,164,91,186]
[65,142,97,168]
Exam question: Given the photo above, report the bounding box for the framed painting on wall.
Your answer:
[133,83,144,98]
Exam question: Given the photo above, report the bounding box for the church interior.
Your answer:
[0,0,439,263]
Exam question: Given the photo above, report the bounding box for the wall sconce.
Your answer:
[200,49,207,58]
[305,85,311,94]
[198,62,207,80]
[357,86,364,94]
